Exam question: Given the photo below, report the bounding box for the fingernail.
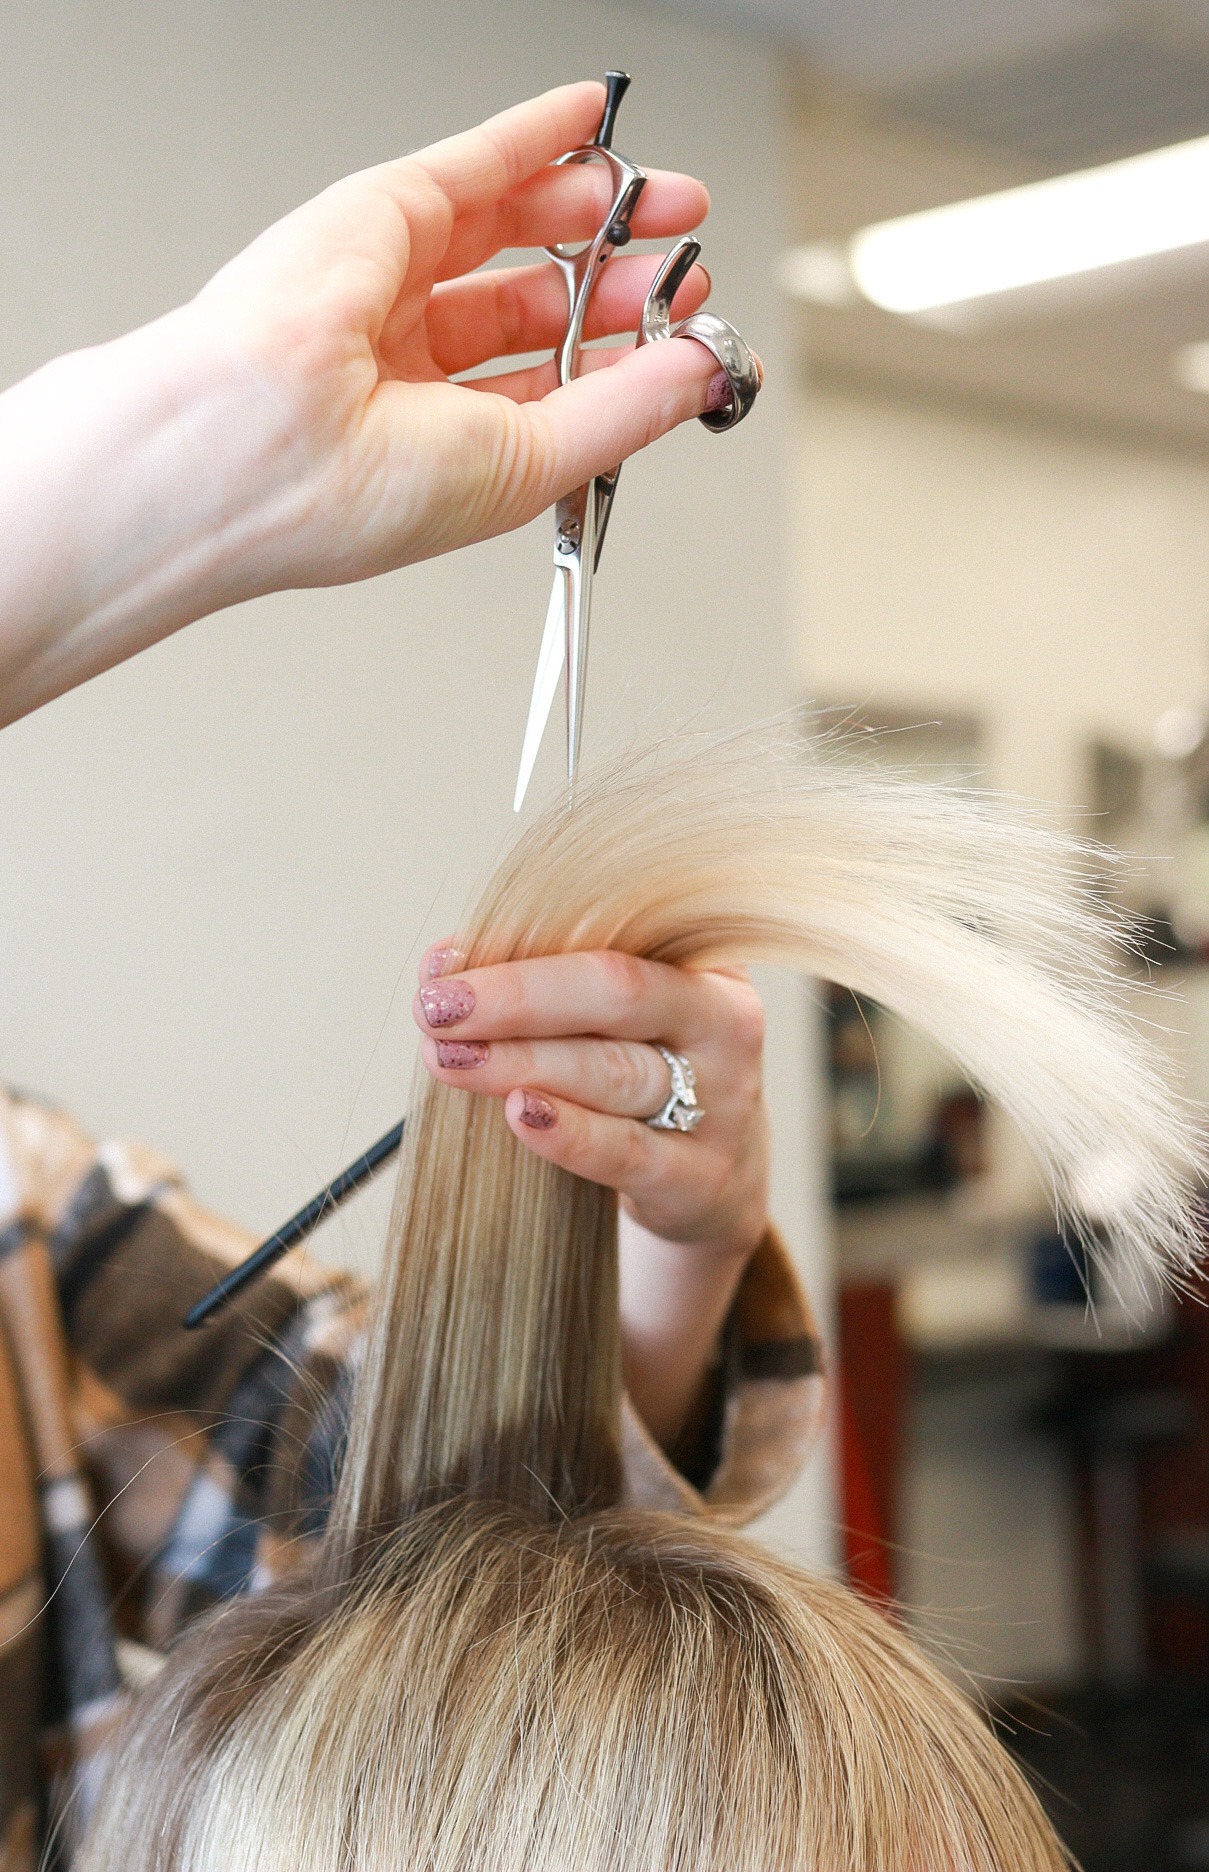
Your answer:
[704,369,734,415]
[436,1040,488,1069]
[696,263,712,296]
[419,980,476,1028]
[519,1091,556,1130]
[426,946,464,980]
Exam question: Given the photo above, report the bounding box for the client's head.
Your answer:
[97,1503,1066,1871]
[85,724,1202,1871]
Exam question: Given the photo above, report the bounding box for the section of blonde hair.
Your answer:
[82,718,1192,1871]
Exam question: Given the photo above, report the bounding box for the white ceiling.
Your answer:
[656,0,1209,89]
[641,0,1209,448]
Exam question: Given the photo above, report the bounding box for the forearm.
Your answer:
[618,1209,757,1455]
[0,310,299,725]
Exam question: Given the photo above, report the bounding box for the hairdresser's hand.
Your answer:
[0,82,717,725]
[189,79,719,578]
[414,946,770,1450]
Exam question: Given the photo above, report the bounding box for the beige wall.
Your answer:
[0,3,835,1561]
[795,381,1209,807]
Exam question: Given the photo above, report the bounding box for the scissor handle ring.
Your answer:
[638,239,761,431]
[542,144,646,388]
[676,313,761,431]
[545,146,628,267]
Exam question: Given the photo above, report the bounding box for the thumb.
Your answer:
[520,338,743,519]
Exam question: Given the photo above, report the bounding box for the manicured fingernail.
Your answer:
[519,1091,556,1130]
[436,1041,488,1069]
[696,263,712,296]
[426,946,463,980]
[419,980,475,1027]
[704,369,734,414]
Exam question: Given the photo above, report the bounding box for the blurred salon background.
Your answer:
[5,3,1209,1863]
[779,7,1209,1865]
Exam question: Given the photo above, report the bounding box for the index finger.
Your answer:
[403,81,606,219]
[433,164,709,284]
[414,951,708,1045]
[198,84,609,341]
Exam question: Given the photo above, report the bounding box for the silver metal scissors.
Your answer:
[512,73,762,813]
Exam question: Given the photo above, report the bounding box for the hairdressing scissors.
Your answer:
[512,72,762,813]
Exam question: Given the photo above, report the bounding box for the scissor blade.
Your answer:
[565,484,598,798]
[512,573,567,813]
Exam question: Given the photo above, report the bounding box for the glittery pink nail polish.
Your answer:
[419,980,476,1027]
[426,946,464,980]
[436,1041,488,1069]
[519,1091,556,1130]
[704,369,733,415]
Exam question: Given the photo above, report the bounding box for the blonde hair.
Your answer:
[83,722,1204,1871]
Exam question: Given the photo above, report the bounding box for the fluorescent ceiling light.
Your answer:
[783,133,1209,317]
[775,243,857,308]
[1173,340,1209,395]
[1154,704,1206,759]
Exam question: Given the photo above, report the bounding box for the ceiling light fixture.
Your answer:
[1173,340,1209,395]
[782,133,1209,316]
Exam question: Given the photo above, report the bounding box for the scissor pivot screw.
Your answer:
[557,524,580,552]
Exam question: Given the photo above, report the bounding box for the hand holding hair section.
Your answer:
[487,720,1205,1292]
[82,721,1203,1872]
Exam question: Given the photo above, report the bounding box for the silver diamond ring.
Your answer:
[645,1045,705,1133]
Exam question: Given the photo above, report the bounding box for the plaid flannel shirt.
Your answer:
[0,1087,825,1871]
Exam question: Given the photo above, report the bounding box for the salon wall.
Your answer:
[0,4,835,1561]
[795,382,1209,805]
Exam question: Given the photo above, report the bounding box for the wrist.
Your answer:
[0,306,307,723]
[623,1198,769,1273]
[685,1210,770,1269]
[618,1209,765,1454]
[618,1210,766,1348]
